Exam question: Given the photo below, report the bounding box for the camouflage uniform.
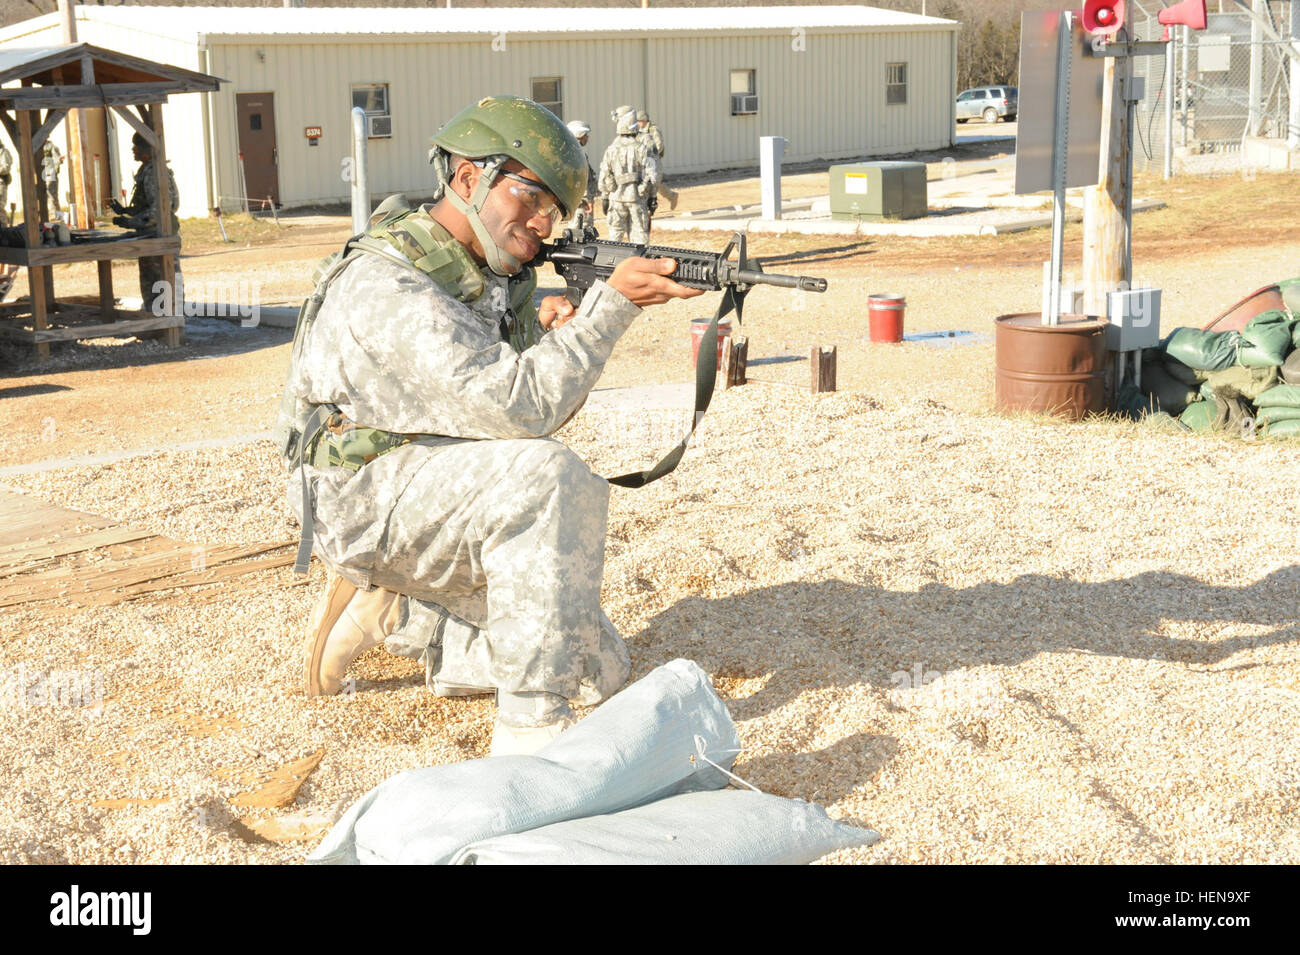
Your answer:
[284,209,638,726]
[639,121,666,160]
[115,158,181,310]
[0,145,11,223]
[41,142,62,213]
[637,117,677,211]
[599,132,657,243]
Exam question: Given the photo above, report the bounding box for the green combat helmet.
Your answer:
[429,95,586,275]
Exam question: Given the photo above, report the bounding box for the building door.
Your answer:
[236,92,280,208]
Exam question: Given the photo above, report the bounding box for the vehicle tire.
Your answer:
[956,118,967,124]
[983,108,998,124]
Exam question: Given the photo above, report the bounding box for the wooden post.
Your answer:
[722,334,748,389]
[69,54,96,230]
[1081,22,1131,317]
[97,260,114,320]
[17,108,48,360]
[810,345,837,393]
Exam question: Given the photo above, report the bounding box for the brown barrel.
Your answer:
[995,313,1108,421]
[1202,284,1283,333]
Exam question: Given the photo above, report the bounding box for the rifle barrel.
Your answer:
[735,270,828,293]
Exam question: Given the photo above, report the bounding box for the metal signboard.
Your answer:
[1015,10,1107,195]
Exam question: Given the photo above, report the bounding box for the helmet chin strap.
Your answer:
[443,156,521,276]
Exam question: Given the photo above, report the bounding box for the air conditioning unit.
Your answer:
[367,113,392,138]
[730,93,758,116]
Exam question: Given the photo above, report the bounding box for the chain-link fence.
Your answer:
[1132,2,1296,174]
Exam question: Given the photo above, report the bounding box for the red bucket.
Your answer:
[690,317,732,366]
[868,293,906,343]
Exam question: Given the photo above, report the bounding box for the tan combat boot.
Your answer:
[488,716,577,757]
[304,574,402,697]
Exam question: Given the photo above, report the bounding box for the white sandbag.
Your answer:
[308,659,740,865]
[450,789,880,865]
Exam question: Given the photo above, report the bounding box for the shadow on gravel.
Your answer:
[0,383,72,398]
[754,242,878,269]
[636,565,1300,724]
[0,317,292,380]
[737,732,899,807]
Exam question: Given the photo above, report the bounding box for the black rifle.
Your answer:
[531,228,828,308]
[530,228,828,490]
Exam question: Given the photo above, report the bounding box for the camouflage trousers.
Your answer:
[606,201,649,244]
[140,257,182,314]
[292,435,631,727]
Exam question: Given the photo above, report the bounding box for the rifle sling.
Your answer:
[606,283,743,489]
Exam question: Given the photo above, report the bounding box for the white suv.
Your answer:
[956,86,1017,124]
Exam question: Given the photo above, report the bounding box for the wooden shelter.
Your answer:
[0,43,220,359]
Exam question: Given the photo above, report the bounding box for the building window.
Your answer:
[730,68,757,115]
[886,63,908,105]
[531,77,563,120]
[352,83,391,138]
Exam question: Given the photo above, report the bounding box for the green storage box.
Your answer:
[829,161,928,221]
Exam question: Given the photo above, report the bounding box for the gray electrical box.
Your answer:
[829,161,927,221]
[1105,288,1162,352]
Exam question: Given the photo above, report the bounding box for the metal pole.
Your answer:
[1248,0,1264,136]
[237,152,250,214]
[1046,10,1074,326]
[1179,25,1190,146]
[1124,65,1135,283]
[1290,0,1300,148]
[351,106,370,234]
[1163,39,1175,178]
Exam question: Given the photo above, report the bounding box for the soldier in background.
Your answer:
[0,143,11,225]
[599,110,657,244]
[111,132,181,313]
[41,141,63,218]
[636,109,677,212]
[565,119,598,235]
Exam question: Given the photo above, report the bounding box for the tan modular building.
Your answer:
[0,5,961,217]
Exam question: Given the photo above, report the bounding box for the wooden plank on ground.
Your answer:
[0,489,117,547]
[0,540,295,608]
[0,526,155,573]
[76,548,296,606]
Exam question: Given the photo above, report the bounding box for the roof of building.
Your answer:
[1,5,960,45]
[0,42,220,107]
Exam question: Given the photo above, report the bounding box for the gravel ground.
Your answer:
[2,230,1298,864]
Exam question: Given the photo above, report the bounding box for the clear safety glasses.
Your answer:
[498,170,563,227]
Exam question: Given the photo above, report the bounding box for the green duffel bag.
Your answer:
[1179,399,1219,432]
[1196,364,1279,402]
[1162,357,1202,385]
[1142,363,1199,415]
[1254,384,1300,408]
[1280,277,1300,318]
[1282,349,1300,385]
[1264,417,1300,439]
[1238,310,1298,367]
[1256,405,1300,424]
[1163,327,1241,371]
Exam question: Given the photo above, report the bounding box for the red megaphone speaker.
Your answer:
[1081,0,1126,37]
[1158,0,1207,40]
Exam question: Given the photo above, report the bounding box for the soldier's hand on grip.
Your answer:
[607,257,705,308]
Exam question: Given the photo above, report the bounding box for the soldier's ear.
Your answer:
[450,159,477,199]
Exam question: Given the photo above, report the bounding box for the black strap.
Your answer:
[294,404,335,575]
[608,284,743,488]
